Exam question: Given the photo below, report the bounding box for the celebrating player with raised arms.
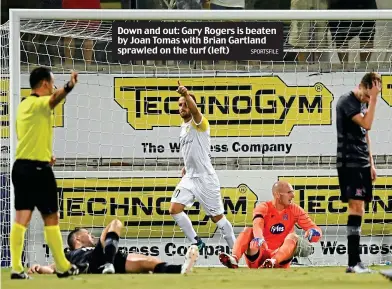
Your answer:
[169,82,236,251]
[219,181,322,269]
[28,219,199,275]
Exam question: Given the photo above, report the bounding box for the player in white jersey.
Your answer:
[169,82,236,251]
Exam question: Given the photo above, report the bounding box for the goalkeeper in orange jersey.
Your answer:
[219,180,322,269]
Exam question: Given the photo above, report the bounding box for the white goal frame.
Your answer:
[7,9,392,267]
[8,8,392,224]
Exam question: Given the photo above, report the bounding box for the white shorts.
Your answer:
[171,173,224,217]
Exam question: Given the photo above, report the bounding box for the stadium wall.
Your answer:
[1,72,392,267]
[2,73,392,160]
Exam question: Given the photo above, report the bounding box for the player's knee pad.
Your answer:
[293,236,314,258]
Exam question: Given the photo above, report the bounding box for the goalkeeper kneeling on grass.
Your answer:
[219,181,322,269]
[28,219,199,276]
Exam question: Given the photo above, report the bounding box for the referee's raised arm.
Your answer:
[48,70,78,109]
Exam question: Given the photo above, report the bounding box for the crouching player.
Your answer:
[219,181,322,269]
[28,219,199,275]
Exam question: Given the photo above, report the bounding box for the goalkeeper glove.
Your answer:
[305,228,321,242]
[250,238,268,251]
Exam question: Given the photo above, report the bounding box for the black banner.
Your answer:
[112,21,284,61]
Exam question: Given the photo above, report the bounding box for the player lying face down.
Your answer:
[219,181,322,269]
[28,219,199,275]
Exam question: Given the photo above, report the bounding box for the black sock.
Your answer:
[104,231,119,264]
[245,250,260,262]
[194,236,202,244]
[347,215,362,267]
[153,262,182,274]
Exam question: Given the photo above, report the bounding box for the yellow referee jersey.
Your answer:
[15,95,53,162]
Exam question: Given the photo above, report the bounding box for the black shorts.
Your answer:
[11,159,58,214]
[89,241,127,274]
[337,166,373,203]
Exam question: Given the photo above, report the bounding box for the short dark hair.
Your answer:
[360,72,381,89]
[67,228,82,250]
[29,66,52,89]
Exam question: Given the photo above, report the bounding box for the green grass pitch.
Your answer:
[1,266,391,289]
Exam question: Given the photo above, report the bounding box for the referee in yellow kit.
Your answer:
[10,67,85,279]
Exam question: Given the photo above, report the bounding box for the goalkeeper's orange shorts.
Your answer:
[244,248,293,269]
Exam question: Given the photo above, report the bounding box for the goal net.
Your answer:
[1,9,392,268]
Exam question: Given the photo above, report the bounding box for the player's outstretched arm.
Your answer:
[49,71,78,109]
[251,202,268,250]
[293,205,322,243]
[176,81,203,125]
[351,80,381,130]
[28,263,56,274]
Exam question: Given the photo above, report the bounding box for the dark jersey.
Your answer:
[336,91,370,168]
[66,246,96,268]
[65,241,127,274]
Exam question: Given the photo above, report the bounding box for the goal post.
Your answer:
[3,8,392,268]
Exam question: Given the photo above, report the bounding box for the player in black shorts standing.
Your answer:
[10,67,83,279]
[336,72,381,273]
[27,219,199,276]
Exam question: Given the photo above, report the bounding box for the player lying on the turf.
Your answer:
[28,219,199,275]
[219,181,322,269]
